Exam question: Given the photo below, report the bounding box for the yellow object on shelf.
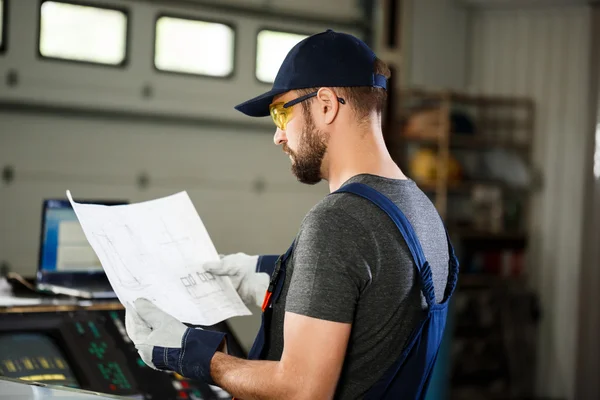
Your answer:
[409,148,462,186]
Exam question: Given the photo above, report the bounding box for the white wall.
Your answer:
[403,0,470,90]
[576,107,600,399]
[576,9,600,398]
[0,0,364,349]
[469,6,592,399]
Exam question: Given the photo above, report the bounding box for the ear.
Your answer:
[315,87,340,125]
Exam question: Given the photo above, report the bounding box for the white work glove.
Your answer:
[203,253,269,308]
[125,298,226,384]
[125,298,186,370]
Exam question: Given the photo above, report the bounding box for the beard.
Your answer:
[284,109,329,185]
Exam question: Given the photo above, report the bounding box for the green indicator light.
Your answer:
[89,344,105,359]
[88,322,101,339]
[75,323,85,335]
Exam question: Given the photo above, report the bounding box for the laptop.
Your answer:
[35,198,127,299]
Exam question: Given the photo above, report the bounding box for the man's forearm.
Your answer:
[210,352,300,400]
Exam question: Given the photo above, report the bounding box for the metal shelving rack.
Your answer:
[389,88,536,238]
[385,87,540,399]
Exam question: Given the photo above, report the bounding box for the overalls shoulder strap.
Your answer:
[334,182,436,307]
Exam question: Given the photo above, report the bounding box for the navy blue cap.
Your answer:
[235,29,387,117]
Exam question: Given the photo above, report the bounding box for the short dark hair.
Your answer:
[297,57,391,123]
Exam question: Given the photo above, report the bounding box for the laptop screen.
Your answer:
[37,199,127,287]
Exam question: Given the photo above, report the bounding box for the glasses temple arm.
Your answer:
[283,91,345,108]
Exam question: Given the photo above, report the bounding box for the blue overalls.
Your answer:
[250,182,459,399]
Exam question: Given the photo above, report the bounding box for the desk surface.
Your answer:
[0,376,132,399]
[0,277,123,314]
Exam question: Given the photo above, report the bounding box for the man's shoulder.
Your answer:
[302,191,368,229]
[304,185,403,227]
[300,178,441,241]
[292,194,371,249]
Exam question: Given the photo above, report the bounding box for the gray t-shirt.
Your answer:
[264,174,450,399]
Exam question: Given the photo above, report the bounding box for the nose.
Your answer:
[274,128,287,145]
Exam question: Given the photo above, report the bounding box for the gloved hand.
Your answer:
[125,298,226,384]
[203,253,269,308]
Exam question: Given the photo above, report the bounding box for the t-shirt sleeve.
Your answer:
[285,206,373,323]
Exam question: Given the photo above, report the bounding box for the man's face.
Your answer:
[272,92,329,185]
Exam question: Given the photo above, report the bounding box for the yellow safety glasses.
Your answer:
[269,103,293,131]
[269,91,345,130]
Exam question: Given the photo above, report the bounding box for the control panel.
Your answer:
[0,308,240,399]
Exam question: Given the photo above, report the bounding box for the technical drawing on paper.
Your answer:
[158,216,198,270]
[67,190,251,326]
[180,272,222,300]
[92,223,152,290]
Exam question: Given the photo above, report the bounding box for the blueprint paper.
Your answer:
[66,190,251,326]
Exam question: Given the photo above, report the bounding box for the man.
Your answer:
[126,30,458,399]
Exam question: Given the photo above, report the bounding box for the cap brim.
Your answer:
[234,88,288,117]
